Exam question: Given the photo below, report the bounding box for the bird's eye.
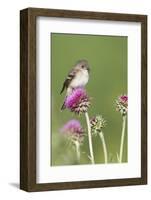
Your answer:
[81,65,85,68]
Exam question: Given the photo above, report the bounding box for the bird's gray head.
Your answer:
[75,59,90,72]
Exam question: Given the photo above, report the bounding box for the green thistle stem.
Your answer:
[74,141,80,163]
[119,115,127,163]
[99,131,108,164]
[85,112,95,164]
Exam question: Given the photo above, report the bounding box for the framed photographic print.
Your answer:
[20,8,147,191]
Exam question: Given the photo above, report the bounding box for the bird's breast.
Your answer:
[70,70,89,88]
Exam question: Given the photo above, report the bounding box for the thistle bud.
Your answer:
[115,95,128,116]
[90,115,106,136]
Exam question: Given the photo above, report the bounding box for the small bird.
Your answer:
[60,59,90,110]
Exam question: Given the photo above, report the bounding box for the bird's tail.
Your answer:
[61,101,66,111]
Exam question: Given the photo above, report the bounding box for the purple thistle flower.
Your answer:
[61,119,83,134]
[65,88,90,115]
[60,119,84,143]
[116,94,128,116]
[65,88,86,108]
[119,95,128,104]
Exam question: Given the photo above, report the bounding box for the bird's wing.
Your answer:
[60,68,77,94]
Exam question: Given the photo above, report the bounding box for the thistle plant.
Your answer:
[60,83,128,165]
[116,95,128,163]
[90,115,108,163]
[64,87,95,164]
[60,119,84,163]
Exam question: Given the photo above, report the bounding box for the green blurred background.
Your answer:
[51,33,127,166]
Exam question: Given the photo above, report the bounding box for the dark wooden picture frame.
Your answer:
[20,7,147,192]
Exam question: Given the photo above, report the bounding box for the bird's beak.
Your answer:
[87,67,90,73]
